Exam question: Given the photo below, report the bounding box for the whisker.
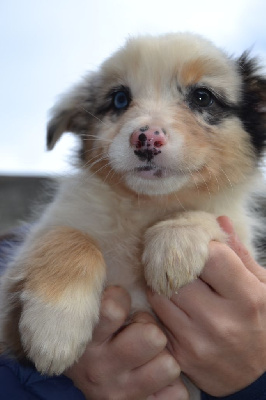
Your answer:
[86,159,110,179]
[78,104,126,128]
[82,148,107,159]
[83,151,108,166]
[89,155,109,169]
[80,132,113,143]
[173,193,187,211]
[220,168,234,190]
[83,154,108,170]
[81,145,105,155]
[188,164,211,201]
[204,163,220,193]
[201,175,211,200]
[184,165,200,195]
[79,106,108,127]
[102,165,117,184]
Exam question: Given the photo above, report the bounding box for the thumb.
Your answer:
[217,216,266,283]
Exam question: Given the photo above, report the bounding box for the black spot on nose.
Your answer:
[139,133,147,143]
[134,149,155,162]
[140,125,149,132]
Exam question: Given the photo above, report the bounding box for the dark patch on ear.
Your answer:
[237,52,266,157]
[46,123,57,150]
[46,108,91,151]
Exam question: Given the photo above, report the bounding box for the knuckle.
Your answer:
[214,318,242,349]
[106,285,130,300]
[142,323,167,349]
[159,353,181,379]
[246,293,264,316]
[101,297,129,324]
[189,339,209,363]
[132,310,156,323]
[86,365,105,384]
[177,385,190,400]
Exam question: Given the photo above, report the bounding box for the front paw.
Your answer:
[143,212,226,297]
[8,226,108,375]
[20,288,101,375]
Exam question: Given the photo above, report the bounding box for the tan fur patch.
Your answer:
[179,56,232,88]
[179,57,206,86]
[24,227,106,302]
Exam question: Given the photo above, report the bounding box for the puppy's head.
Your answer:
[47,33,266,197]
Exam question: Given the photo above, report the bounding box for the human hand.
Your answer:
[148,216,266,397]
[65,286,188,400]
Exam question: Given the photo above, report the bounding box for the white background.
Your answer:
[1,0,266,176]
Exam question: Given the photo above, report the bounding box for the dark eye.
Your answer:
[113,91,129,110]
[191,88,213,107]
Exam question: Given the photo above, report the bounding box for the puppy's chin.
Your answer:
[124,171,189,196]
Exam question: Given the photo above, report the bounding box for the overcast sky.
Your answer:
[1,0,266,176]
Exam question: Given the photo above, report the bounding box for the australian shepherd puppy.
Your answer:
[0,33,265,399]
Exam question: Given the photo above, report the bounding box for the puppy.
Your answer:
[0,33,265,399]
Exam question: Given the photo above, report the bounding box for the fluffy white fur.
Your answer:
[1,33,266,399]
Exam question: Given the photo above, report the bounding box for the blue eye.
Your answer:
[113,91,129,109]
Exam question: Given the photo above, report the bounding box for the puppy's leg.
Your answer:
[0,227,106,375]
[143,211,227,297]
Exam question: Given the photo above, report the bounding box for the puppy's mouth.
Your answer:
[133,165,174,179]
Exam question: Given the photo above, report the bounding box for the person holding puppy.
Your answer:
[64,217,266,400]
[0,216,266,399]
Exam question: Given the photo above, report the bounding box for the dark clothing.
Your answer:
[201,372,266,400]
[0,355,85,400]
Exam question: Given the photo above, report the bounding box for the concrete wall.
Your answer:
[0,176,55,234]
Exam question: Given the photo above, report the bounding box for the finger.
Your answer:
[130,310,160,324]
[216,215,235,238]
[147,290,190,339]
[201,241,260,299]
[110,312,168,370]
[92,286,131,344]
[170,278,220,321]
[218,216,266,282]
[147,378,189,400]
[130,350,181,399]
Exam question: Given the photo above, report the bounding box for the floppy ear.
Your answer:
[46,74,97,150]
[237,52,266,156]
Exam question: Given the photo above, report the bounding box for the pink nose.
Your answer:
[130,126,167,149]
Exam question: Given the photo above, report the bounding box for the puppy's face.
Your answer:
[47,33,266,198]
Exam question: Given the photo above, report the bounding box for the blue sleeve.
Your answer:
[201,372,266,400]
[0,225,29,275]
[0,229,86,400]
[0,355,85,400]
